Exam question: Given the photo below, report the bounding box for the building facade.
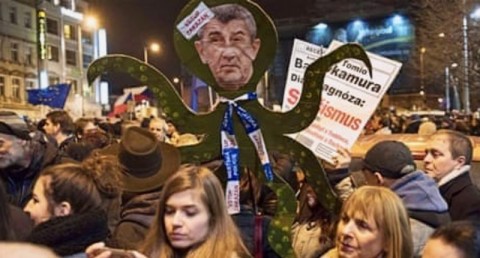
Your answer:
[0,0,105,119]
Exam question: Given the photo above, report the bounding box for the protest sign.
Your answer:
[283,39,402,164]
[282,39,325,112]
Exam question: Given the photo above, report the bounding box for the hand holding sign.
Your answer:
[284,39,402,164]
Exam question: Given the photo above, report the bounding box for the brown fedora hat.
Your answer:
[100,126,180,192]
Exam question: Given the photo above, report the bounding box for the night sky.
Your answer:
[89,0,313,95]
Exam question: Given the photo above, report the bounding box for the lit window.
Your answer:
[64,24,77,40]
[47,45,59,62]
[12,78,21,100]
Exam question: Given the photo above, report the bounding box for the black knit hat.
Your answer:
[0,111,31,140]
[363,141,416,179]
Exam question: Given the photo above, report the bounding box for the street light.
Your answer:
[460,2,480,114]
[85,16,98,30]
[172,76,184,98]
[445,63,460,112]
[420,47,426,90]
[144,42,161,63]
[420,47,426,108]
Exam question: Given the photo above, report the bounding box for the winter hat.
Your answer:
[0,111,31,140]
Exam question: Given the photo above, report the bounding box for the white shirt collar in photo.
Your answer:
[438,165,471,187]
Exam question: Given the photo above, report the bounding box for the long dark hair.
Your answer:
[40,154,122,215]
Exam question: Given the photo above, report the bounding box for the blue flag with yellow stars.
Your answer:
[27,83,71,109]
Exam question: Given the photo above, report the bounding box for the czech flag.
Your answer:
[112,92,133,115]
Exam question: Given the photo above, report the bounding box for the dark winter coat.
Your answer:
[0,132,59,207]
[440,171,480,221]
[232,206,280,258]
[109,190,160,249]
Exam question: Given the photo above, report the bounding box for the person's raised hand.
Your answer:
[328,148,352,170]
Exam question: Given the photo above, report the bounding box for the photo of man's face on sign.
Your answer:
[174,0,277,96]
[194,4,261,91]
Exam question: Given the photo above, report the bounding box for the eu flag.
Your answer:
[27,83,71,109]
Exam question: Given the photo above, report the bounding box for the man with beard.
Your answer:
[0,111,58,207]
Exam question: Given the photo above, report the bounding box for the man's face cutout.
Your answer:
[195,17,261,91]
[174,0,277,97]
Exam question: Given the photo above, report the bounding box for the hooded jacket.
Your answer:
[334,170,451,257]
[390,170,451,227]
[389,170,451,257]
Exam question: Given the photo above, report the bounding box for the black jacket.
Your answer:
[109,190,160,249]
[0,132,59,207]
[440,172,480,221]
[232,206,280,258]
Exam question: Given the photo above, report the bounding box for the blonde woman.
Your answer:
[323,186,413,258]
[87,165,250,258]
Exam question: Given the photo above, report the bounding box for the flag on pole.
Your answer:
[27,83,71,109]
[112,92,133,115]
[134,87,153,102]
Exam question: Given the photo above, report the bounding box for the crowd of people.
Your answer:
[0,107,480,258]
[2,0,479,255]
[363,108,480,136]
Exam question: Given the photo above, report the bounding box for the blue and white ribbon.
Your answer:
[220,92,274,214]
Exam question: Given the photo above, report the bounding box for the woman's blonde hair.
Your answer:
[340,186,413,258]
[141,164,249,258]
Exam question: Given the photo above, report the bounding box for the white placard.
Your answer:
[176,2,215,40]
[283,39,402,164]
[282,39,325,112]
